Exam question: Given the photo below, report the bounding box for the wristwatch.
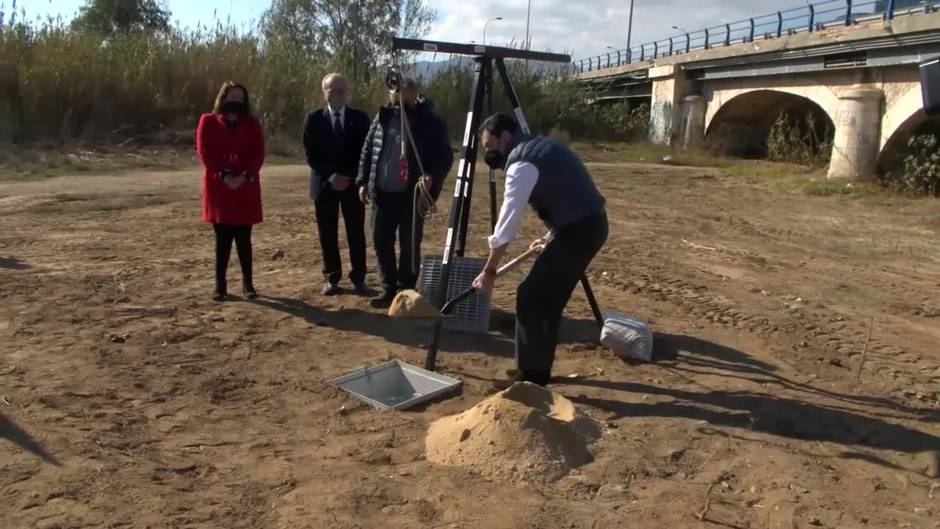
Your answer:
[483,267,497,277]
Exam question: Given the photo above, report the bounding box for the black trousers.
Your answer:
[515,212,608,374]
[315,187,367,285]
[372,190,423,291]
[213,224,253,294]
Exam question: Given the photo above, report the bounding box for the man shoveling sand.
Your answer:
[471,113,608,388]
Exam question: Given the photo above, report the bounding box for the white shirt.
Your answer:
[487,161,540,249]
[327,104,345,129]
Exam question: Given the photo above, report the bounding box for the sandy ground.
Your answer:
[2,152,940,529]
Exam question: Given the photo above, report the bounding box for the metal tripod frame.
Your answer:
[389,38,603,372]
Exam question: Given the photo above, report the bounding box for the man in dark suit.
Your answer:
[303,73,371,296]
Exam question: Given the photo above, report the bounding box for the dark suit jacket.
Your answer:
[302,106,370,201]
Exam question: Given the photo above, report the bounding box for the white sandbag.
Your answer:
[600,310,653,362]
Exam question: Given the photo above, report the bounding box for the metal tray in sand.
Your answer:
[328,360,463,410]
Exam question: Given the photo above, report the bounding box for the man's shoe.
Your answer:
[353,282,371,296]
[321,283,340,296]
[212,291,227,302]
[244,286,258,300]
[370,288,397,309]
[492,370,552,390]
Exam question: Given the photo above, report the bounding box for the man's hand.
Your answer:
[358,186,370,205]
[329,173,351,192]
[223,175,243,190]
[418,174,433,192]
[529,237,546,252]
[472,270,496,293]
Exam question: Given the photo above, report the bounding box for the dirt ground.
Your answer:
[2,149,940,529]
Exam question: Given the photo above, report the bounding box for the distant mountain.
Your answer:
[407,56,570,83]
[409,57,475,82]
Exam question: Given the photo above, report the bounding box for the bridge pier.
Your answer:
[827,88,884,180]
[649,65,694,145]
[680,95,707,149]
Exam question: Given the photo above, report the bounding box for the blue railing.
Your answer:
[573,0,938,74]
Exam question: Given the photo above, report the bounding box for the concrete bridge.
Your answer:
[575,3,940,179]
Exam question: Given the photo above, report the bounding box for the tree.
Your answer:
[71,0,171,36]
[260,0,434,81]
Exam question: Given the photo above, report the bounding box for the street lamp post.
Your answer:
[627,0,635,53]
[483,17,503,45]
[525,0,532,50]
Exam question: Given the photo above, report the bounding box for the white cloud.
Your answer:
[423,0,809,61]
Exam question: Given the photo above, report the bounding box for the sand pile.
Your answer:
[425,382,604,483]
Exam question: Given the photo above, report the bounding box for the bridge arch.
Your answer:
[877,85,940,176]
[880,85,927,154]
[704,89,836,158]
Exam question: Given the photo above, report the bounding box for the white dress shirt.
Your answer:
[327,104,345,129]
[487,161,540,249]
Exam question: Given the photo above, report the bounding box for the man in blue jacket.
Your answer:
[357,77,453,309]
[303,73,371,296]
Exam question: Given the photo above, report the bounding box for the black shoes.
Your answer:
[212,281,255,302]
[323,282,371,297]
[492,369,552,390]
[370,288,397,309]
[213,278,227,302]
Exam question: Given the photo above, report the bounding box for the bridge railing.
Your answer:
[573,0,937,74]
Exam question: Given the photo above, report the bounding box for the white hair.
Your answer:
[322,73,347,90]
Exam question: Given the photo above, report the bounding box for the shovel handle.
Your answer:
[440,286,477,315]
[497,245,543,275]
[439,245,542,316]
[427,245,545,371]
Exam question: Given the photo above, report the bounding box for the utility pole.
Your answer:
[627,0,635,53]
[525,0,532,49]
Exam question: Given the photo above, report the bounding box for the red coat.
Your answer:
[196,113,265,225]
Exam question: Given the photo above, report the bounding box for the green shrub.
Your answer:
[1,6,651,147]
[891,134,940,196]
[767,112,832,166]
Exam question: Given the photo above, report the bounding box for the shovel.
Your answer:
[389,245,545,371]
[388,245,543,320]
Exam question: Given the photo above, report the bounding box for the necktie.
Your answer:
[400,154,409,185]
[332,112,344,146]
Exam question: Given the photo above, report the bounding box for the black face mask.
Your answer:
[484,149,504,170]
[221,101,246,115]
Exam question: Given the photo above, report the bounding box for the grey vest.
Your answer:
[505,134,605,229]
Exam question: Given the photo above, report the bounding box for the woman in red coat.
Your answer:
[196,81,265,301]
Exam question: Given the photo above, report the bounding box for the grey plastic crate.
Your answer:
[327,360,463,410]
[419,255,492,334]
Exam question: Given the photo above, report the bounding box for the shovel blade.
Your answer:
[387,289,442,319]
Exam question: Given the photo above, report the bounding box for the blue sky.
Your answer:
[14,0,803,59]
